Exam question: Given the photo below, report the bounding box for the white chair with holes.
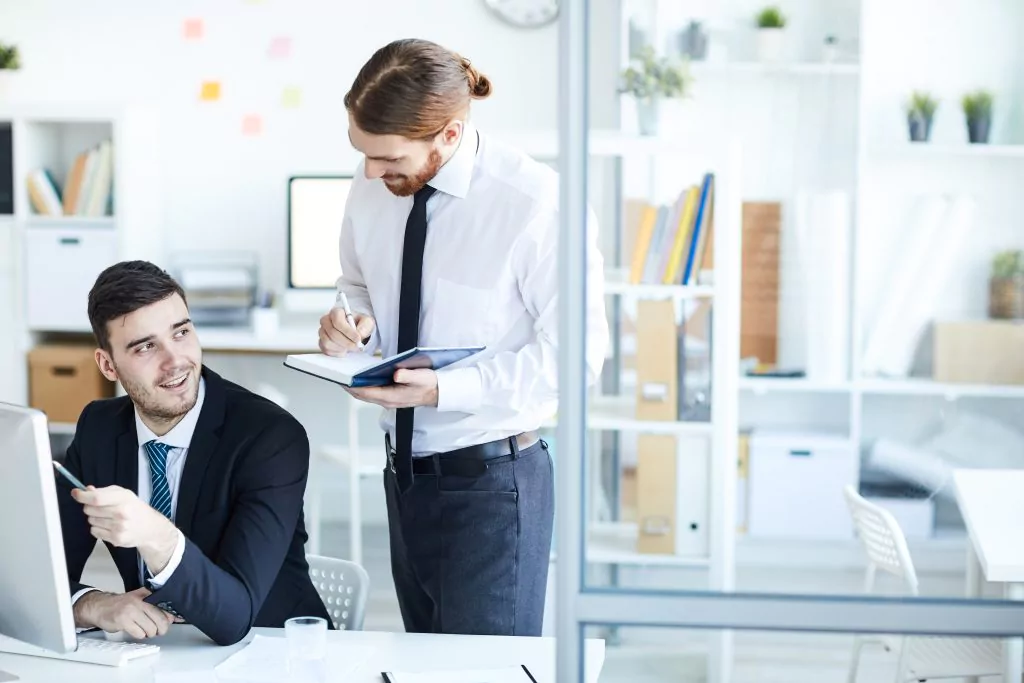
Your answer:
[306,554,370,631]
[843,485,1002,683]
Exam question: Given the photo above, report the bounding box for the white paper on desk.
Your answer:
[215,634,370,682]
[383,665,535,683]
[155,673,218,683]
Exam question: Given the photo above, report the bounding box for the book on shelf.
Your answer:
[26,139,114,218]
[627,172,716,286]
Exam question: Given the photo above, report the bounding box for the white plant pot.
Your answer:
[756,28,785,62]
[635,98,659,136]
[0,70,14,101]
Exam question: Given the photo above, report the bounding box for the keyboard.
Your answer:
[0,634,159,666]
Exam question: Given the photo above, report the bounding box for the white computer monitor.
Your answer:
[287,173,352,283]
[0,403,77,655]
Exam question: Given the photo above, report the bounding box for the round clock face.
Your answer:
[483,0,559,28]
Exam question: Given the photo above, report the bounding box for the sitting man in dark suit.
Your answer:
[57,259,330,646]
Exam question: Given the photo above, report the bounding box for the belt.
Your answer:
[385,431,541,478]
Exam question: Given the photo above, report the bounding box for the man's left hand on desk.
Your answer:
[346,368,439,409]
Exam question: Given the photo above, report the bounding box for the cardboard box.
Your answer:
[934,320,1024,385]
[28,345,112,423]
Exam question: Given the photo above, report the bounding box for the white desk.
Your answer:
[196,323,319,354]
[953,468,1024,683]
[0,627,606,682]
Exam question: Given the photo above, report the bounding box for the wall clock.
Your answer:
[483,0,559,28]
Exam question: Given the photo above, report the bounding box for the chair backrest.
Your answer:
[306,554,370,631]
[842,485,920,596]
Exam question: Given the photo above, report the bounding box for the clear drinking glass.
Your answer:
[284,616,327,682]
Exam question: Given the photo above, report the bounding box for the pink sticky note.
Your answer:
[268,36,291,59]
[242,114,262,136]
[183,18,203,40]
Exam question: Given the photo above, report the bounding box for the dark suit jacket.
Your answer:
[56,366,331,645]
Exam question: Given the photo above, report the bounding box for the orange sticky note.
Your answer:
[281,86,301,108]
[268,36,291,59]
[199,81,221,102]
[242,114,262,136]
[183,18,203,40]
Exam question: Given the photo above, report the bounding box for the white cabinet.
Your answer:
[748,431,859,540]
[24,226,116,332]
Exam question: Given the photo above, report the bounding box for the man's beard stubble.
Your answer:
[118,364,199,424]
[383,148,443,197]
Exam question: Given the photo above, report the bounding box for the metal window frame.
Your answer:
[555,1,1024,682]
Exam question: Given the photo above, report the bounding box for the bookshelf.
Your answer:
[0,103,162,418]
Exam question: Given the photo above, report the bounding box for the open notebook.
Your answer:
[382,665,538,683]
[284,346,484,388]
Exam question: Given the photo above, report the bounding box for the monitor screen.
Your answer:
[287,175,353,289]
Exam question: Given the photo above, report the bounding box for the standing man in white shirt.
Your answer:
[318,38,609,636]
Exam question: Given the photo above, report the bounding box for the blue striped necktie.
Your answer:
[144,440,174,520]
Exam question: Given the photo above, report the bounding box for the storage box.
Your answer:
[28,345,113,423]
[934,320,1024,385]
[748,431,858,540]
[635,434,709,556]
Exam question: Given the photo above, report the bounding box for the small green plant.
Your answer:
[962,90,994,120]
[992,249,1024,278]
[618,45,690,101]
[906,91,938,120]
[0,43,20,70]
[756,6,786,28]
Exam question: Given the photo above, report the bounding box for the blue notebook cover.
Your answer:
[284,346,485,388]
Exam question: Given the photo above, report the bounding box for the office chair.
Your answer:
[306,554,370,631]
[843,485,1001,683]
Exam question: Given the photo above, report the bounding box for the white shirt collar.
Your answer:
[427,121,478,199]
[135,377,206,450]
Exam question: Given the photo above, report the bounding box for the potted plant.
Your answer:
[618,45,690,136]
[0,42,20,99]
[962,89,994,144]
[905,91,938,142]
[755,6,786,62]
[989,249,1024,320]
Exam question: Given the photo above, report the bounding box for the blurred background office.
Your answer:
[1,1,1023,681]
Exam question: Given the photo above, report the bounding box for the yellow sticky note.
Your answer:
[200,81,221,102]
[183,18,203,40]
[242,114,262,136]
[281,86,301,108]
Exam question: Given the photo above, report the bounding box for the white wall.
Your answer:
[0,0,622,294]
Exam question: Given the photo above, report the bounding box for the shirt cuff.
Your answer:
[147,529,186,589]
[435,366,483,413]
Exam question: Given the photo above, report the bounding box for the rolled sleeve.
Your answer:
[435,366,484,413]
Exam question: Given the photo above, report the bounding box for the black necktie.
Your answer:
[394,184,437,492]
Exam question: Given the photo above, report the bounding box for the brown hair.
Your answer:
[344,38,492,140]
[88,260,187,352]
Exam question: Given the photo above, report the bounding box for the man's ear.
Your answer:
[440,119,463,147]
[94,348,118,383]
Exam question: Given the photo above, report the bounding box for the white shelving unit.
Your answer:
[0,103,162,417]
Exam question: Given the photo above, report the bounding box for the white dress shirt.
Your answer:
[71,378,205,606]
[337,121,609,455]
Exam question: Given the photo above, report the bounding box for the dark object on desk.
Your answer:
[0,124,13,214]
[55,366,331,646]
[284,346,484,388]
[746,368,806,379]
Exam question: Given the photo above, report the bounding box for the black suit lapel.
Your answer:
[176,366,225,538]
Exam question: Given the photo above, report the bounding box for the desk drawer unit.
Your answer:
[748,431,858,540]
[25,226,117,332]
